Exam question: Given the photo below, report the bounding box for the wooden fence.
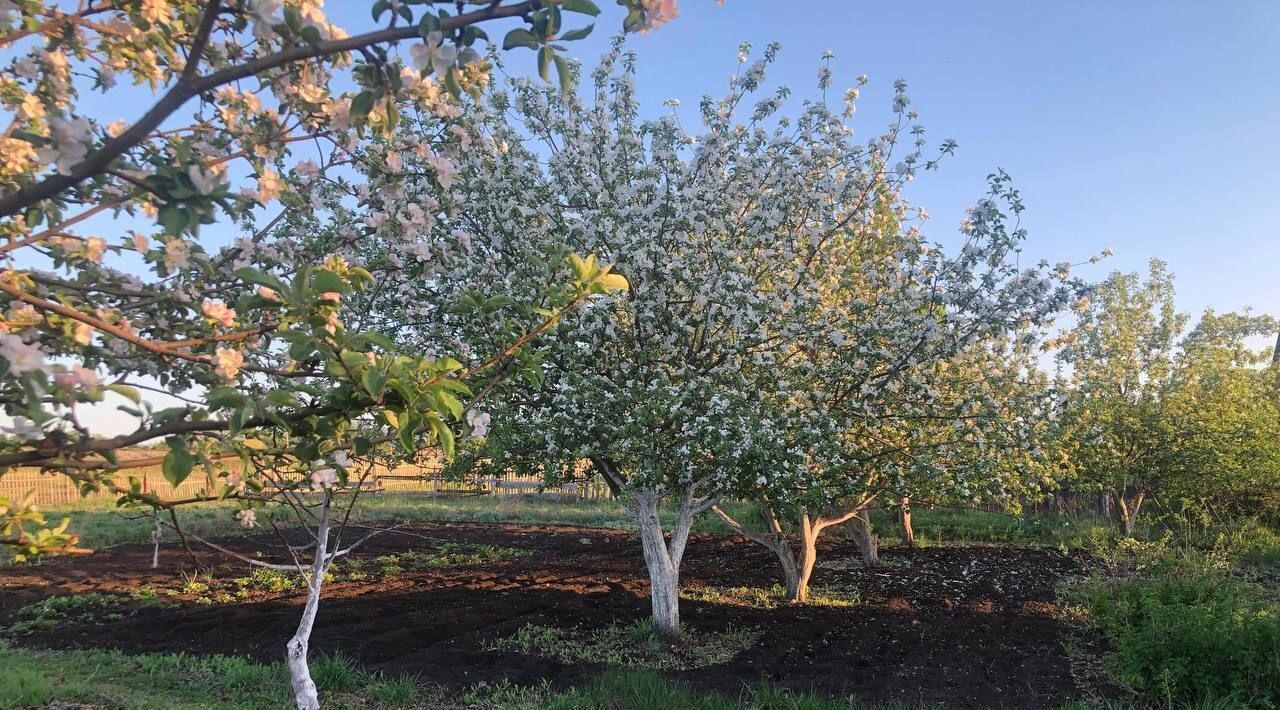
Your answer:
[1,459,613,507]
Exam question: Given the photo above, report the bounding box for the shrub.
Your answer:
[1077,566,1280,707]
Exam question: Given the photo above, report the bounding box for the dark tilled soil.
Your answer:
[0,523,1096,708]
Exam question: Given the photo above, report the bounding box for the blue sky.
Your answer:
[548,0,1279,318]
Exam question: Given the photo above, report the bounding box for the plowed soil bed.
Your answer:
[0,523,1095,708]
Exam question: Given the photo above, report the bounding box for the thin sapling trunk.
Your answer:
[899,496,914,548]
[287,496,331,710]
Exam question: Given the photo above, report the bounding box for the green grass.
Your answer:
[487,619,760,671]
[21,494,731,554]
[864,507,1115,549]
[0,642,432,710]
[465,669,936,709]
[15,491,1137,560]
[680,583,860,609]
[0,642,972,709]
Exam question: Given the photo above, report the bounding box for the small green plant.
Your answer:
[366,673,417,704]
[310,651,361,692]
[234,567,305,593]
[178,568,214,595]
[488,619,760,671]
[681,584,859,609]
[6,593,127,635]
[367,544,527,578]
[130,587,166,609]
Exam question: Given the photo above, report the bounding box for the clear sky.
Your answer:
[533,0,1279,319]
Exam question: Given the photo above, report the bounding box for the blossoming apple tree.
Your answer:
[0,1,671,707]
[379,41,1085,632]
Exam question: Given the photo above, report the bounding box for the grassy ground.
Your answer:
[31,492,1122,554]
[0,641,941,709]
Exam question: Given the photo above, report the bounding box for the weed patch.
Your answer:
[6,593,129,635]
[488,619,759,671]
[681,584,860,609]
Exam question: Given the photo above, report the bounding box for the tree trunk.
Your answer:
[1118,488,1145,537]
[287,498,330,710]
[899,496,914,548]
[1101,491,1113,520]
[632,488,700,641]
[792,513,820,602]
[849,509,880,564]
[150,516,162,569]
[1116,491,1146,537]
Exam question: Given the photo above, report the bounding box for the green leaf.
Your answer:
[623,7,645,32]
[355,332,396,351]
[417,12,441,37]
[264,390,301,407]
[502,28,540,50]
[559,24,593,42]
[353,436,373,456]
[546,3,562,35]
[537,46,553,83]
[162,445,195,487]
[233,267,287,293]
[562,0,601,16]
[554,54,573,92]
[482,296,515,312]
[228,405,253,436]
[428,414,455,459]
[106,384,141,404]
[434,390,465,420]
[289,338,316,361]
[397,415,418,452]
[158,206,188,235]
[443,67,462,99]
[361,368,387,398]
[206,386,247,409]
[311,269,348,294]
[349,91,376,123]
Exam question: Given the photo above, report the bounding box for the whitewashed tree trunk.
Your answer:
[632,487,703,641]
[287,497,331,710]
[848,508,880,565]
[150,515,162,569]
[900,496,914,548]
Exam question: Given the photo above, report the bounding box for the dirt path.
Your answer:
[0,523,1094,708]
